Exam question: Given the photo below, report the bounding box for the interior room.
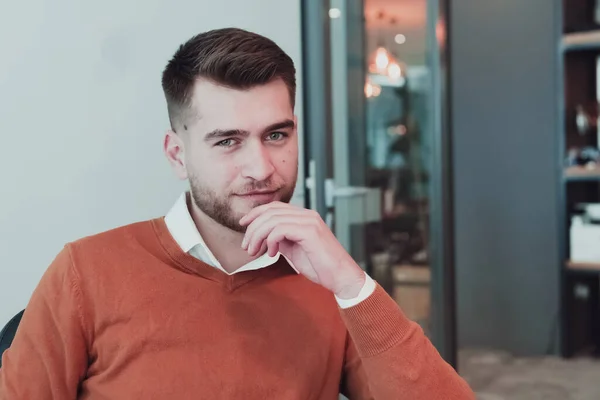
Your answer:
[1,0,599,399]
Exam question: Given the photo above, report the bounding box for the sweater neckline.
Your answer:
[151,217,292,290]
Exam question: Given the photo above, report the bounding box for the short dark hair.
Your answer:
[161,28,296,132]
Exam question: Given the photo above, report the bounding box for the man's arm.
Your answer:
[340,282,474,400]
[340,335,372,399]
[0,246,89,399]
[239,202,475,399]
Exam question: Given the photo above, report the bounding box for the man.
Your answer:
[0,28,474,399]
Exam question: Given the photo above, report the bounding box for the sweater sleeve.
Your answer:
[0,246,89,400]
[339,283,475,400]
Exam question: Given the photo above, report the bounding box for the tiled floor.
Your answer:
[459,349,600,400]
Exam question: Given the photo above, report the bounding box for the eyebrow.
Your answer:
[203,119,295,142]
[262,119,295,134]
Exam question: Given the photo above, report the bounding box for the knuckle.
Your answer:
[307,210,320,221]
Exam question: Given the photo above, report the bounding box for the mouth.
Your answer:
[241,190,277,195]
[235,189,280,201]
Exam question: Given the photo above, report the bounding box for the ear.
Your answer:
[163,130,188,180]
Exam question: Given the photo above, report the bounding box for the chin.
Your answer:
[236,192,282,207]
[229,198,255,215]
[237,198,273,210]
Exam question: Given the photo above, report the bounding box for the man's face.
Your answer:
[167,78,298,232]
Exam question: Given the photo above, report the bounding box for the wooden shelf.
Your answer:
[560,3,600,359]
[563,30,600,51]
[564,166,600,181]
[566,260,600,272]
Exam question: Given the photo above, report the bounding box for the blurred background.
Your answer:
[1,0,599,398]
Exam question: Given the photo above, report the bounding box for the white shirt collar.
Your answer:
[164,192,283,275]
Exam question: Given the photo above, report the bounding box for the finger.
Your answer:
[245,216,294,256]
[257,241,268,257]
[264,226,310,260]
[265,224,308,255]
[238,202,280,227]
[266,226,288,257]
[242,208,311,250]
[239,201,293,226]
[266,240,279,257]
[245,216,312,256]
[244,213,317,255]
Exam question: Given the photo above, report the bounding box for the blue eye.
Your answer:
[267,132,287,141]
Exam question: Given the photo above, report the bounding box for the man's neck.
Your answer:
[187,199,256,273]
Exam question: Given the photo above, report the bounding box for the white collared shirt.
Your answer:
[164,192,375,308]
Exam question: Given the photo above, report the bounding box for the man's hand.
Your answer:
[239,202,366,299]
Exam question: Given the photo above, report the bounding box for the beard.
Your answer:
[188,173,296,233]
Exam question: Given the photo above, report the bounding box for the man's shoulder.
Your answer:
[71,218,159,248]
[64,218,163,268]
[36,218,164,301]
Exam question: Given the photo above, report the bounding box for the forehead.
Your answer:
[190,79,293,133]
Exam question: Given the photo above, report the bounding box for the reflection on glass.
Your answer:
[327,0,434,337]
[363,0,432,336]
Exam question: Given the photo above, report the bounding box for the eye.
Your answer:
[266,132,287,141]
[216,138,235,147]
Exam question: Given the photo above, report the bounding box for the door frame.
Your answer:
[427,0,457,367]
[299,0,457,367]
[300,0,331,218]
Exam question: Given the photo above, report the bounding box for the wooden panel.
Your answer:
[392,265,430,324]
[563,30,600,50]
[567,260,600,271]
[564,166,600,179]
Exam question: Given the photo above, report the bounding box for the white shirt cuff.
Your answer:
[335,272,377,309]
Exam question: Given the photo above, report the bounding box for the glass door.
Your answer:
[301,0,455,365]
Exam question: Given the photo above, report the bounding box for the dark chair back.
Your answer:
[0,310,25,368]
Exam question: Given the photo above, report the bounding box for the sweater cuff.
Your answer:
[335,272,376,309]
[339,283,414,357]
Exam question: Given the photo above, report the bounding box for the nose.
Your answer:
[240,141,275,181]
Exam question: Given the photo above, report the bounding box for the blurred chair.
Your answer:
[0,310,25,368]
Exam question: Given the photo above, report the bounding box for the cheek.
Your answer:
[189,155,239,189]
[277,151,298,175]
[220,163,245,190]
[285,147,298,163]
[218,164,240,182]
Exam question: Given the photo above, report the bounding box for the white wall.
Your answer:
[0,0,304,324]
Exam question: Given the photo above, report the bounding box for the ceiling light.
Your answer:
[329,8,341,19]
[374,47,390,70]
[388,61,402,80]
[394,34,406,44]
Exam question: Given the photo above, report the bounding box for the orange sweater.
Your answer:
[0,218,474,399]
